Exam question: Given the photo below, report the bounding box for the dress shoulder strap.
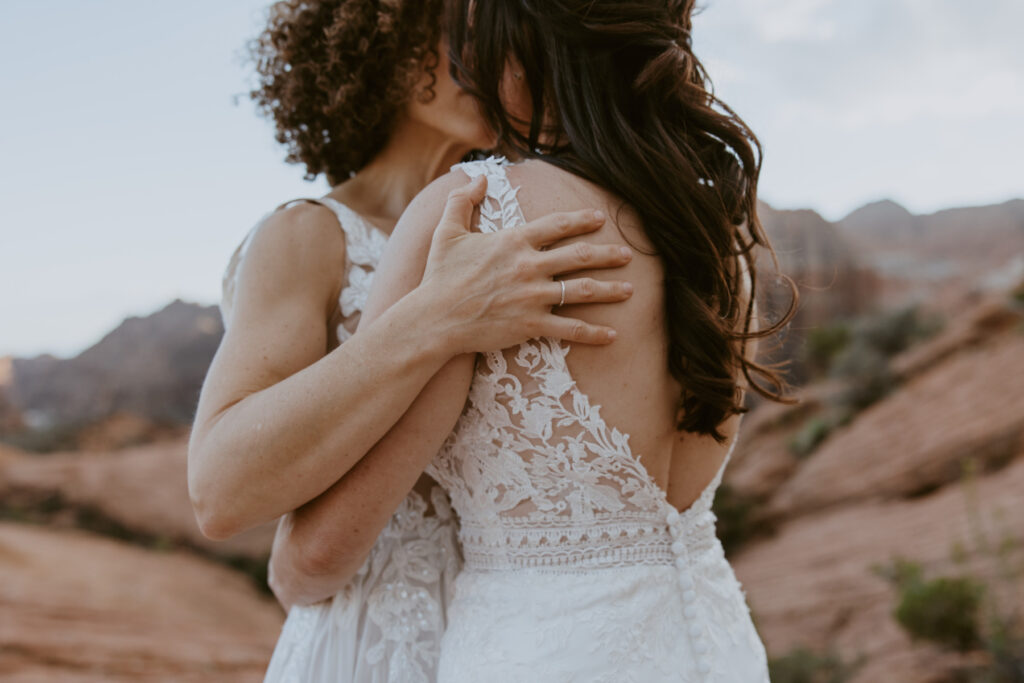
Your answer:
[220,196,385,329]
[277,197,388,269]
[451,156,527,235]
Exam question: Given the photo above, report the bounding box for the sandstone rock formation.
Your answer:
[0,522,283,681]
[764,320,1024,522]
[733,453,1024,683]
[723,292,1024,680]
[0,437,275,561]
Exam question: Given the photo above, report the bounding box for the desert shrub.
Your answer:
[875,557,986,653]
[0,421,84,453]
[829,339,895,410]
[895,575,986,651]
[871,556,925,588]
[789,417,835,458]
[768,647,860,683]
[805,323,851,377]
[859,305,944,357]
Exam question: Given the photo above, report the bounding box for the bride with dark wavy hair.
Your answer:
[278,0,800,680]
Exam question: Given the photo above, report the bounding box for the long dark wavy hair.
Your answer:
[447,0,799,441]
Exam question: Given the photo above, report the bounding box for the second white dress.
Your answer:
[424,157,771,683]
[220,197,463,683]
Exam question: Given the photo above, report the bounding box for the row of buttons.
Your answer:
[666,508,712,675]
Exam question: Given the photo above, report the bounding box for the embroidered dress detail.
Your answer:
[219,197,460,683]
[425,157,770,682]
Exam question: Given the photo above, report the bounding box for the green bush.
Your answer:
[860,305,944,357]
[895,575,986,652]
[829,340,895,410]
[789,417,834,458]
[768,647,860,683]
[871,556,925,588]
[805,323,851,377]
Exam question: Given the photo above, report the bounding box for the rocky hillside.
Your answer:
[2,300,223,450]
[0,439,281,680]
[838,198,1024,312]
[725,290,1024,682]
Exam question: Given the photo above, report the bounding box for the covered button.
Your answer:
[666,509,681,525]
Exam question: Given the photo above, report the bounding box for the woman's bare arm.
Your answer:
[266,172,495,607]
[188,176,634,539]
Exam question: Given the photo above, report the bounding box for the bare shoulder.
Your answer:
[232,201,348,319]
[506,159,661,326]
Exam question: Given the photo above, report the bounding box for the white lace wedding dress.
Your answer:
[220,197,463,683]
[422,158,770,682]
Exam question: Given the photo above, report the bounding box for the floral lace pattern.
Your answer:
[265,487,462,683]
[220,198,461,683]
[426,157,733,571]
[426,158,769,682]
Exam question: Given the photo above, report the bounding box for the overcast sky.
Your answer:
[2,0,1022,358]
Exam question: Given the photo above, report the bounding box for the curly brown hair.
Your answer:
[249,0,444,184]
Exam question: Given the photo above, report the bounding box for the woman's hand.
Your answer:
[420,175,633,352]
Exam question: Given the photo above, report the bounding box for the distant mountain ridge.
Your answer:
[5,300,223,433]
[838,197,1024,268]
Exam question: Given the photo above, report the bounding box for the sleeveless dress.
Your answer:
[219,197,463,683]
[424,158,770,682]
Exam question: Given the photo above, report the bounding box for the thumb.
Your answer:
[436,175,487,237]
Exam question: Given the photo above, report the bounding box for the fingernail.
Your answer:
[593,210,604,221]
[623,282,633,294]
[619,246,631,259]
[607,329,617,341]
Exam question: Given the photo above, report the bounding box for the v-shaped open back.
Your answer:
[428,157,770,683]
[424,157,742,574]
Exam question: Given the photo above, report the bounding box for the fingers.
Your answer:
[539,241,632,276]
[553,277,633,306]
[520,209,606,248]
[438,175,487,234]
[536,314,618,345]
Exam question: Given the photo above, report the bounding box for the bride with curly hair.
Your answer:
[188,0,637,681]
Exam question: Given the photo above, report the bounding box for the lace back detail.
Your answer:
[426,158,738,573]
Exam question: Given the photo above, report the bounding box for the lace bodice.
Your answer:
[426,158,764,682]
[219,196,388,343]
[220,197,461,683]
[424,157,742,573]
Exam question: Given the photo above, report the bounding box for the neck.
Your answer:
[330,118,471,233]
